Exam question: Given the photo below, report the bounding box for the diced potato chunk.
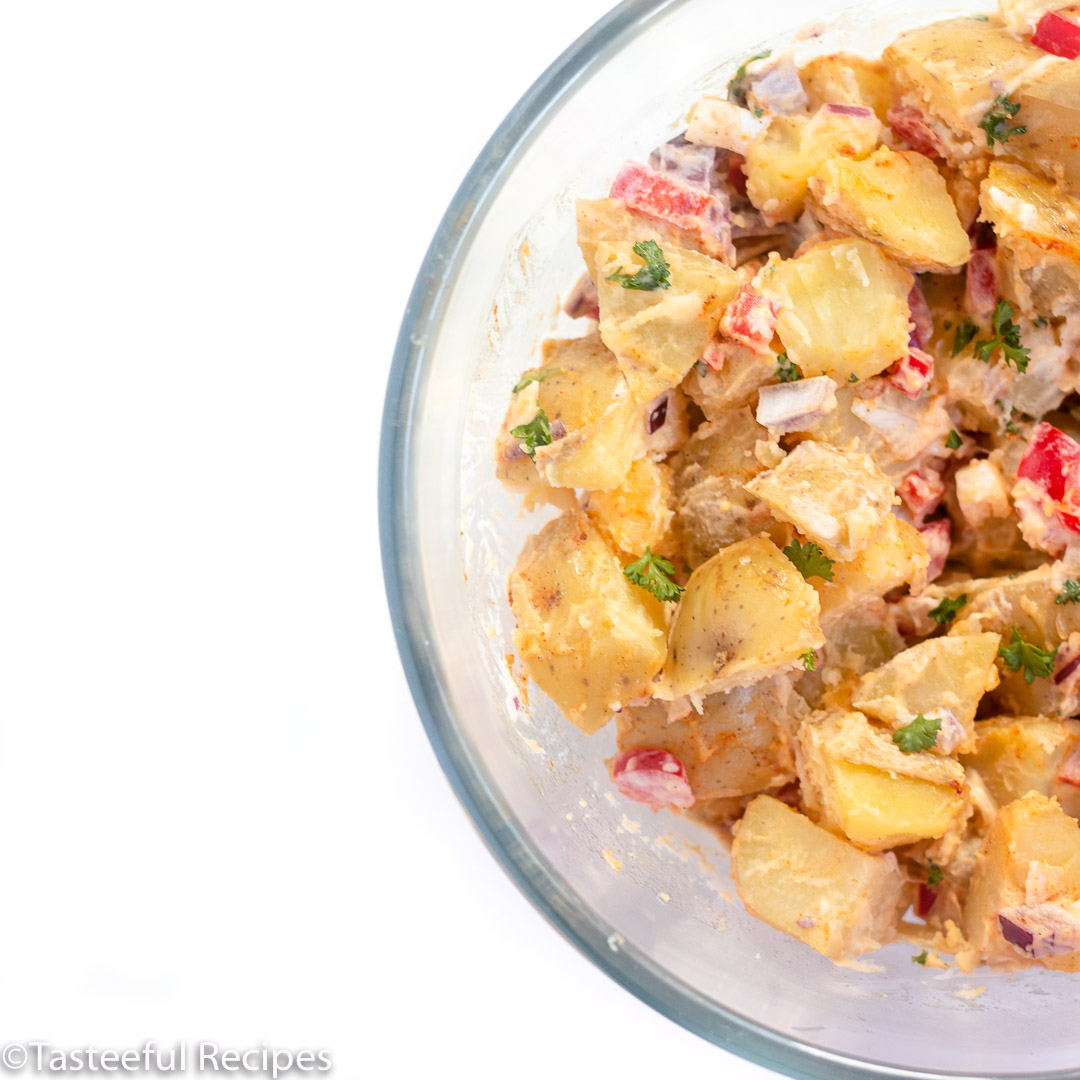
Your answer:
[816,513,928,625]
[596,241,740,401]
[961,716,1080,819]
[808,148,970,273]
[670,408,780,568]
[981,161,1080,316]
[732,794,907,959]
[798,710,967,851]
[509,509,666,735]
[800,54,892,121]
[616,676,805,799]
[851,633,1002,754]
[660,534,823,699]
[883,18,1043,141]
[744,440,898,560]
[681,344,775,417]
[955,458,1012,529]
[496,333,644,492]
[586,458,673,555]
[745,105,881,224]
[963,793,1080,971]
[1011,62,1080,195]
[757,239,913,382]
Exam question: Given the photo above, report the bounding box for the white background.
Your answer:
[0,2,774,1078]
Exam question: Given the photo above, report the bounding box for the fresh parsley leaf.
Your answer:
[606,239,671,291]
[974,299,1030,371]
[913,950,929,965]
[693,359,709,377]
[752,106,764,118]
[952,318,978,357]
[510,409,553,459]
[727,48,772,105]
[927,860,944,889]
[848,373,859,383]
[929,593,967,626]
[945,430,963,451]
[1057,580,1080,605]
[623,547,685,603]
[893,713,941,753]
[800,650,817,672]
[512,368,562,394]
[979,93,1026,146]
[1034,315,1049,327]
[775,352,802,382]
[783,538,835,582]
[999,626,1058,684]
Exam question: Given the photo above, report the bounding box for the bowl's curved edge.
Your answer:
[376,5,1070,1079]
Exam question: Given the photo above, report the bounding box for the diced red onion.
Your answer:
[916,884,938,918]
[549,418,567,441]
[907,280,932,349]
[919,519,951,583]
[611,748,694,810]
[564,272,599,321]
[647,395,669,434]
[965,249,999,317]
[755,376,838,433]
[1056,651,1080,686]
[822,102,875,118]
[649,138,717,193]
[887,104,944,158]
[999,904,1080,959]
[747,55,809,116]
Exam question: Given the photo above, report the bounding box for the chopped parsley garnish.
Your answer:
[606,239,671,291]
[952,318,978,357]
[800,650,818,672]
[999,626,1058,684]
[943,320,953,330]
[752,106,764,118]
[1034,315,1049,328]
[775,352,802,382]
[892,713,941,753]
[945,430,963,451]
[974,299,1029,372]
[512,368,562,394]
[727,48,772,105]
[979,93,1026,147]
[1057,580,1080,605]
[927,860,944,889]
[848,373,859,382]
[623,548,685,603]
[693,359,709,378]
[913,950,929,966]
[783,538,835,582]
[510,409,553,459]
[929,593,967,626]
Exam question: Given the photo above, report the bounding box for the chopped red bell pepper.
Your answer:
[919,519,951,583]
[907,280,932,349]
[888,348,935,399]
[886,104,944,158]
[899,466,945,522]
[1017,422,1080,536]
[916,884,938,918]
[1033,8,1080,59]
[719,287,780,354]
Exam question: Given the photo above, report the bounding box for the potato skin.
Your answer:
[509,509,666,735]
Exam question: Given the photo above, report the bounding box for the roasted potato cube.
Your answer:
[757,239,913,382]
[808,148,970,273]
[801,54,892,121]
[660,534,823,699]
[981,161,1080,316]
[616,676,805,799]
[883,18,1043,147]
[744,440,898,560]
[496,333,644,492]
[1011,63,1080,195]
[670,408,780,568]
[851,633,1002,755]
[816,513,928,625]
[797,710,967,851]
[961,716,1080,819]
[963,792,1080,971]
[745,105,881,224]
[732,794,907,959]
[509,509,666,735]
[596,241,740,401]
[586,457,673,556]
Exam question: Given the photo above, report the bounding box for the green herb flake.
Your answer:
[913,950,929,966]
[953,318,978,357]
[510,409,553,460]
[943,320,953,330]
[848,373,859,383]
[623,547,685,604]
[512,368,562,394]
[945,430,963,451]
[775,352,802,383]
[979,93,1026,147]
[1034,315,1049,327]
[1057,580,1080,605]
[752,106,764,117]
[606,239,672,292]
[974,299,1030,372]
[782,538,835,582]
[727,48,772,105]
[929,593,967,626]
[892,713,942,753]
[801,650,818,672]
[927,860,944,889]
[693,359,709,378]
[999,626,1058,684]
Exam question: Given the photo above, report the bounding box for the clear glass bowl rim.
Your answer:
[377,3,1075,1077]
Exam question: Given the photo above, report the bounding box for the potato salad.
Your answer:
[497,1,1080,972]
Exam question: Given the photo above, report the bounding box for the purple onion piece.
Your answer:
[563,273,599,320]
[999,904,1080,958]
[549,418,567,441]
[822,102,875,118]
[999,913,1035,952]
[1056,650,1080,685]
[648,139,717,193]
[647,396,669,434]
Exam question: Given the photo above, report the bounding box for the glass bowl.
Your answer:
[379,1,1080,1075]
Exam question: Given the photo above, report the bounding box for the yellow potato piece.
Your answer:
[1013,63,1080,197]
[586,457,673,555]
[757,238,913,382]
[660,534,823,699]
[800,54,892,121]
[808,147,970,273]
[732,794,907,960]
[509,509,666,735]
